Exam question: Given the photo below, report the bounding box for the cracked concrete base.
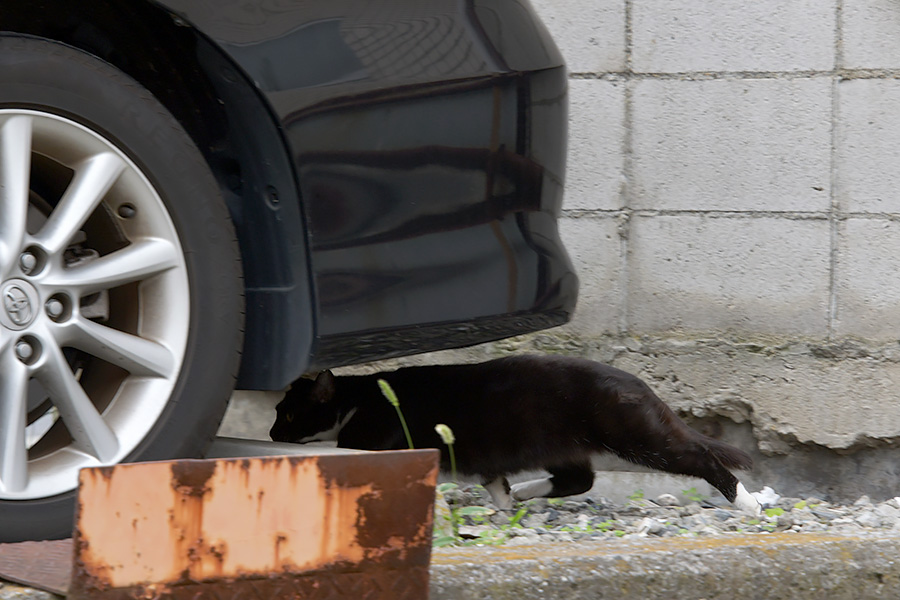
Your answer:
[430,533,900,600]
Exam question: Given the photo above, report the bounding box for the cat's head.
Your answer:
[269,371,344,443]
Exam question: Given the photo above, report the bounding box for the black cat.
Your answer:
[270,355,760,514]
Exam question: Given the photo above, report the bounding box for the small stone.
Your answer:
[575,513,592,528]
[636,517,657,536]
[626,498,658,510]
[525,498,550,511]
[811,508,841,521]
[875,503,900,520]
[661,525,681,537]
[442,488,466,505]
[490,510,511,527]
[854,495,872,507]
[523,512,550,528]
[854,510,881,529]
[433,491,454,538]
[776,497,802,510]
[775,514,794,531]
[683,513,713,529]
[714,509,735,521]
[505,529,541,545]
[505,535,536,546]
[678,502,703,516]
[458,525,492,538]
[656,493,681,506]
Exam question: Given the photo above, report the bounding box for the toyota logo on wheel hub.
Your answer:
[0,280,39,330]
[5,285,32,325]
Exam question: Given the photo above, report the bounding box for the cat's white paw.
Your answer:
[750,485,781,507]
[734,482,762,516]
[510,478,553,502]
[483,477,513,510]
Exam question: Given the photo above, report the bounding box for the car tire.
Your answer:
[0,35,244,542]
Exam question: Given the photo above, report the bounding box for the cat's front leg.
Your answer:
[482,477,513,510]
[511,464,594,502]
[510,478,553,502]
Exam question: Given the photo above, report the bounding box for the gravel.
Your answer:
[0,582,57,600]
[435,484,900,546]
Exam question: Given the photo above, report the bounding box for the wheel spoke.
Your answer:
[65,316,176,378]
[44,238,180,295]
[35,344,118,462]
[34,152,126,255]
[0,115,32,274]
[0,354,29,494]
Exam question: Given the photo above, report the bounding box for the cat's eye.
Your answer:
[285,413,294,423]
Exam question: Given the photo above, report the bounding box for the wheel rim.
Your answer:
[0,110,189,500]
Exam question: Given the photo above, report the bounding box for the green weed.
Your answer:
[681,486,707,503]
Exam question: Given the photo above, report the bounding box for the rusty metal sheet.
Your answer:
[0,539,72,595]
[69,450,439,600]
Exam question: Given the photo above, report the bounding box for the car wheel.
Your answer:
[0,35,244,542]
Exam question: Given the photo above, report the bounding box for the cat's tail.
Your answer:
[703,436,753,470]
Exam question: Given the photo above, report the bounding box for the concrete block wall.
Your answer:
[524,0,900,500]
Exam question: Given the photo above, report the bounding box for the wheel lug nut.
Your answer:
[19,252,37,274]
[46,298,65,319]
[15,340,33,361]
[118,204,136,219]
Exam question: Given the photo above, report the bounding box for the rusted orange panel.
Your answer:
[69,450,439,600]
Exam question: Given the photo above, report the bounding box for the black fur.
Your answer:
[270,356,753,503]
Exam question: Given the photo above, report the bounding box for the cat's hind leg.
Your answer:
[482,476,513,510]
[734,482,761,515]
[511,463,595,501]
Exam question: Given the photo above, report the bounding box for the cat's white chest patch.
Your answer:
[299,409,357,443]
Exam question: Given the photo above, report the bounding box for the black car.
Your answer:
[0,0,577,542]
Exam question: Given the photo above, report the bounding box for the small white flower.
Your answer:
[435,423,455,445]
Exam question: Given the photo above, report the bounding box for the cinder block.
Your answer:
[559,216,623,337]
[564,79,625,211]
[219,390,284,441]
[842,0,900,69]
[631,79,832,212]
[610,338,900,451]
[530,0,625,73]
[627,215,831,335]
[834,218,900,339]
[632,0,835,72]
[836,79,900,213]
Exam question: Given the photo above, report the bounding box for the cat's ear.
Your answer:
[311,370,336,403]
